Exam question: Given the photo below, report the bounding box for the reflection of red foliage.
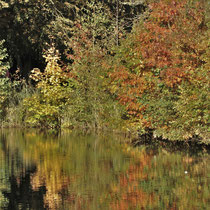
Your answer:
[110,151,155,209]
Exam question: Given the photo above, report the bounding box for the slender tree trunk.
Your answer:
[116,0,119,46]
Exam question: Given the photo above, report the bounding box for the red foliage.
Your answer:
[138,0,205,86]
[111,0,207,122]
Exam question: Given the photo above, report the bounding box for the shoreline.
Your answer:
[1,126,209,149]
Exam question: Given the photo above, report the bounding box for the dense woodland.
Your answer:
[0,0,209,143]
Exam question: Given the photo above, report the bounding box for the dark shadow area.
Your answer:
[132,130,210,155]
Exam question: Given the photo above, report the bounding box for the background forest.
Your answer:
[0,0,209,143]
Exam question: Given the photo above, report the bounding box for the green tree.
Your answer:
[66,1,126,130]
[0,39,11,120]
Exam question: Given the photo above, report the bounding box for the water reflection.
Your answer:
[0,130,209,209]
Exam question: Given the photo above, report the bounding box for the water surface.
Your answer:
[0,129,209,209]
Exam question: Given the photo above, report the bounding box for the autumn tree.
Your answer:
[111,0,209,141]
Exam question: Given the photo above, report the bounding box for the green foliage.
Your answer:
[0,39,11,120]
[73,1,116,49]
[69,51,126,130]
[0,39,34,126]
[66,4,126,130]
[172,57,210,142]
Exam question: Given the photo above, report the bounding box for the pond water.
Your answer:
[0,129,209,210]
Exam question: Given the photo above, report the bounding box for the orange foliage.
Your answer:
[111,0,207,124]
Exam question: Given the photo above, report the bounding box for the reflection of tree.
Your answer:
[0,137,9,208]
[3,170,47,210]
[145,150,210,210]
[19,132,132,209]
[0,132,46,210]
[1,130,209,210]
[107,146,210,210]
[29,142,69,209]
[108,148,155,209]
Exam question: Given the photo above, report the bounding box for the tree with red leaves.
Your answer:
[111,0,209,141]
